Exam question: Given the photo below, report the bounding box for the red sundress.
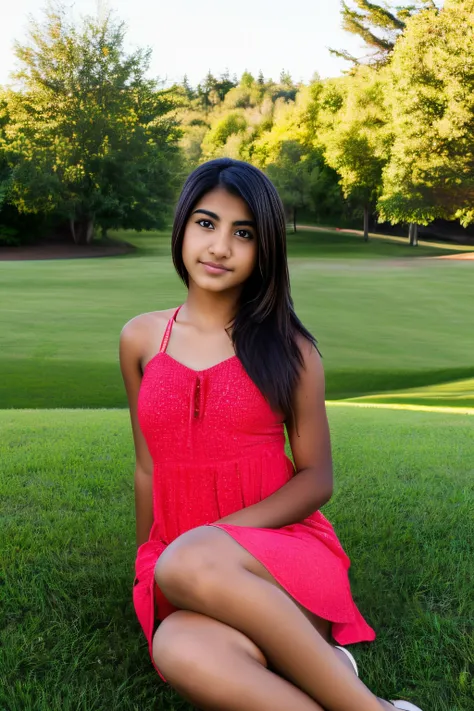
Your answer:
[133,305,376,681]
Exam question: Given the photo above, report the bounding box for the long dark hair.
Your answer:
[171,158,319,423]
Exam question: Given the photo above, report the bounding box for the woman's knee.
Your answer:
[152,610,268,688]
[154,527,232,607]
[152,611,206,687]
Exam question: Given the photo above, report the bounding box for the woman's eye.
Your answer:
[235,229,253,240]
[197,219,214,229]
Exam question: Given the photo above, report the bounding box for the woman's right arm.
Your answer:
[119,317,155,549]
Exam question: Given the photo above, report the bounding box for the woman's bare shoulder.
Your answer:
[295,331,321,365]
[122,308,176,333]
[120,308,179,367]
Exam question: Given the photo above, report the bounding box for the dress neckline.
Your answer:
[143,351,239,376]
[142,304,238,375]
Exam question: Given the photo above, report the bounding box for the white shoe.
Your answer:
[333,645,359,677]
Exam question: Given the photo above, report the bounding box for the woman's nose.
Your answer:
[209,231,231,258]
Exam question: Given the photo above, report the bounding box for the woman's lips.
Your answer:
[200,261,231,274]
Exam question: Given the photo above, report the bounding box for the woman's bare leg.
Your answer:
[155,526,388,711]
[153,610,328,711]
[316,643,395,709]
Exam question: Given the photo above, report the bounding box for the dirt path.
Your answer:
[296,224,474,259]
[429,251,474,260]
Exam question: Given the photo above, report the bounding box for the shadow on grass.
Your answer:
[2,358,474,409]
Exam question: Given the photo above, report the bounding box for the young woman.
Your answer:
[119,158,423,711]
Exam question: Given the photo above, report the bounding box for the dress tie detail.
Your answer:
[187,374,206,445]
[189,375,203,426]
[193,376,202,419]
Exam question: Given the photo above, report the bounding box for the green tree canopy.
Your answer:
[201,112,248,158]
[266,141,344,231]
[2,3,181,243]
[317,67,392,239]
[378,0,474,228]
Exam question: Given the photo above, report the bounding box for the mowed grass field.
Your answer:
[1,227,474,409]
[1,227,473,711]
[1,407,473,711]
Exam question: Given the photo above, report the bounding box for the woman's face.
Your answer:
[182,186,258,294]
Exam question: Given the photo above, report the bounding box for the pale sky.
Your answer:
[0,0,366,88]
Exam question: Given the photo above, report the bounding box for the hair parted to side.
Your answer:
[171,157,319,423]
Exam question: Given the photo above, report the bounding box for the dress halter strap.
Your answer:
[159,305,183,354]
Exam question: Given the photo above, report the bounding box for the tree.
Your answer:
[201,112,248,158]
[214,70,237,102]
[181,74,194,99]
[330,1,439,67]
[248,82,345,229]
[0,93,10,213]
[2,4,181,243]
[196,71,220,110]
[0,145,15,244]
[279,70,293,87]
[317,67,392,240]
[266,142,344,232]
[250,84,312,168]
[240,71,255,89]
[222,72,261,110]
[266,142,314,231]
[378,0,474,234]
[179,124,208,167]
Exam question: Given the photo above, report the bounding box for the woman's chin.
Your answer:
[190,274,241,293]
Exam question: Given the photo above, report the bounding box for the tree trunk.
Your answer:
[85,218,94,244]
[363,205,369,242]
[69,216,95,244]
[293,207,297,233]
[409,222,419,246]
[70,217,77,244]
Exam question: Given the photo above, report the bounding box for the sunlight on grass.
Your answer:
[345,378,474,409]
[328,401,474,415]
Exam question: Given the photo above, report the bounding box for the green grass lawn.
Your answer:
[0,406,472,711]
[1,226,473,710]
[1,227,473,409]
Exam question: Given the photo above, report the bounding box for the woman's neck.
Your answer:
[183,285,240,331]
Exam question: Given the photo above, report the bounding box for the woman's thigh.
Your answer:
[225,539,333,643]
[155,525,333,644]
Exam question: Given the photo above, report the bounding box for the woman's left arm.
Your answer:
[214,340,333,529]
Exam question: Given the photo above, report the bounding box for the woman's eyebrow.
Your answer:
[192,208,256,227]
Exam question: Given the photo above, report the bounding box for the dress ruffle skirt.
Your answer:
[133,452,375,682]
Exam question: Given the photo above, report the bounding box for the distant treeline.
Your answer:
[1,0,472,246]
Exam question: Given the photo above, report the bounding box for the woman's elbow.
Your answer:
[316,468,334,503]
